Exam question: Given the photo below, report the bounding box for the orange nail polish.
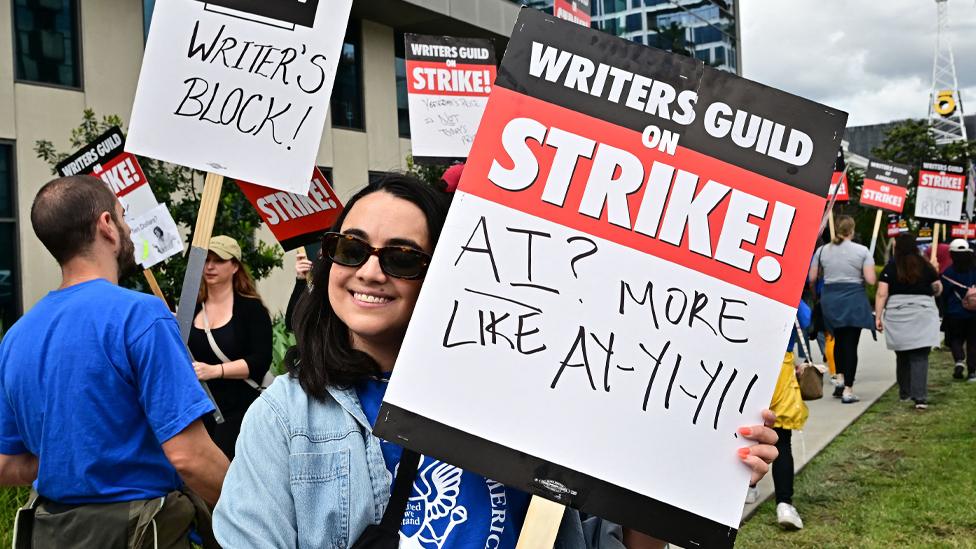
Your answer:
[737,448,750,458]
[738,427,752,436]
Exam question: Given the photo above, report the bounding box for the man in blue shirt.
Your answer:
[0,175,229,546]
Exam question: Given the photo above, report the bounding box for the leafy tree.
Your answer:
[35,110,283,307]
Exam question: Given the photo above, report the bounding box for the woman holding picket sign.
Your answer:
[940,239,976,382]
[212,173,780,548]
[188,235,273,458]
[875,233,942,410]
[809,216,876,404]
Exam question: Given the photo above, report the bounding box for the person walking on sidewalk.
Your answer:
[808,215,876,404]
[941,239,976,382]
[875,233,943,410]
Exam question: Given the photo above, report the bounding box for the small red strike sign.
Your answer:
[91,153,149,199]
[237,168,343,251]
[860,178,907,213]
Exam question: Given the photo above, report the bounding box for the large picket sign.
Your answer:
[126,0,352,194]
[914,161,966,222]
[374,9,846,547]
[237,168,342,251]
[405,34,496,163]
[860,159,912,213]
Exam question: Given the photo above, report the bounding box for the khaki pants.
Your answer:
[13,489,218,549]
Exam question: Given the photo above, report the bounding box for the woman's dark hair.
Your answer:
[893,233,930,285]
[951,249,976,272]
[286,173,453,400]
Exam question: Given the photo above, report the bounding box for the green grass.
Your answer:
[736,350,976,548]
[0,487,27,546]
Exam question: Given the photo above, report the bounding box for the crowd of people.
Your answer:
[0,173,781,548]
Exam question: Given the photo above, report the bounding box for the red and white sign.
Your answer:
[951,223,976,239]
[829,171,849,202]
[860,159,912,213]
[376,10,847,548]
[554,0,591,27]
[405,34,497,162]
[915,161,966,222]
[237,168,342,251]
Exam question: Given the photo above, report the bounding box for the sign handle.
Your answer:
[515,496,564,549]
[868,209,883,258]
[175,172,226,424]
[827,209,836,242]
[142,268,168,309]
[931,222,941,263]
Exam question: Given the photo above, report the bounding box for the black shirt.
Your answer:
[879,260,939,296]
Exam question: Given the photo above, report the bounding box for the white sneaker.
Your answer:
[744,486,759,504]
[776,502,804,530]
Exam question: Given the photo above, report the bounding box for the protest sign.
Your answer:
[125,0,352,194]
[887,214,907,237]
[860,159,911,213]
[914,161,966,222]
[829,171,849,202]
[553,0,591,27]
[951,217,975,239]
[129,203,185,268]
[405,34,497,163]
[237,168,342,251]
[374,9,846,547]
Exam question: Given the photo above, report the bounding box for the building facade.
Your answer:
[591,0,740,74]
[0,0,519,324]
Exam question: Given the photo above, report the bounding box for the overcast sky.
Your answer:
[740,0,976,127]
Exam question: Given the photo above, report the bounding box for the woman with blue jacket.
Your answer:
[212,174,780,548]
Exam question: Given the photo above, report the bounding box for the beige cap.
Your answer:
[209,235,242,261]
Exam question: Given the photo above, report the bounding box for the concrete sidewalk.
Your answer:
[740,331,896,521]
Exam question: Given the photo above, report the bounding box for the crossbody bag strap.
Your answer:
[201,304,262,391]
[379,450,421,532]
[794,319,814,365]
[942,274,969,290]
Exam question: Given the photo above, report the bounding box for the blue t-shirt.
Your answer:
[357,376,531,549]
[0,279,214,503]
[943,266,976,319]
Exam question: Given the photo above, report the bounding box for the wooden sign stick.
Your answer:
[828,209,836,242]
[142,268,169,309]
[868,209,883,257]
[175,172,225,424]
[515,496,564,549]
[931,223,942,263]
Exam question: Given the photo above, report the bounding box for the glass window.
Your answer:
[331,20,364,131]
[625,12,643,32]
[394,32,410,138]
[644,0,668,5]
[695,48,711,63]
[0,144,19,330]
[693,26,723,44]
[714,46,727,66]
[143,0,155,40]
[13,0,81,87]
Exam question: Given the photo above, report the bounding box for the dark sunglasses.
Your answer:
[321,232,431,280]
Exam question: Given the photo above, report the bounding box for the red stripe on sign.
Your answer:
[406,60,496,97]
[918,170,966,192]
[237,168,343,246]
[830,171,849,202]
[91,153,148,199]
[458,87,826,307]
[860,178,908,212]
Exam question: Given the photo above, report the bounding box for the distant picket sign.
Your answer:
[829,171,849,202]
[126,0,353,194]
[237,168,342,251]
[405,34,497,163]
[860,159,912,213]
[375,8,846,548]
[914,161,966,223]
[553,0,591,26]
[55,127,184,269]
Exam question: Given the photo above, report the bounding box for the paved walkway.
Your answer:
[741,332,896,521]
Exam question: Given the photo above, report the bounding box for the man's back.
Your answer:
[0,279,213,504]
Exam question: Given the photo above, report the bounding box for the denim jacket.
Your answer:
[213,375,626,549]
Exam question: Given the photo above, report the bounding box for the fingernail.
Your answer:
[738,427,752,436]
[737,448,750,458]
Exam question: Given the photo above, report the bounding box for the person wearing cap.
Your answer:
[941,238,976,382]
[190,235,273,458]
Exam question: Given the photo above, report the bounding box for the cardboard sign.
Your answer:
[887,214,907,237]
[554,0,591,27]
[860,159,912,213]
[130,203,185,268]
[237,168,343,251]
[56,127,126,178]
[914,161,966,222]
[405,34,497,163]
[375,9,846,547]
[829,171,849,202]
[951,221,975,239]
[126,0,353,194]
